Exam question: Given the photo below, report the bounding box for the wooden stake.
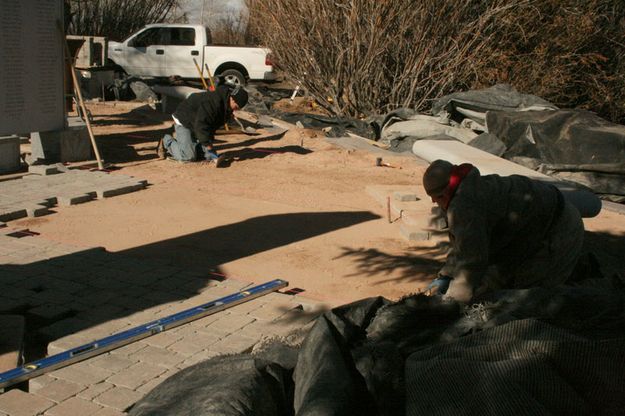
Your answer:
[59,24,104,170]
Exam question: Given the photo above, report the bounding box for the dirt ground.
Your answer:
[14,100,625,305]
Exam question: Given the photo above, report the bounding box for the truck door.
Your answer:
[125,27,167,77]
[161,27,203,79]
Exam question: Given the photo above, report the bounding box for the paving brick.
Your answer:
[28,165,59,176]
[89,353,137,373]
[393,191,418,201]
[209,333,258,354]
[105,362,166,390]
[51,363,113,385]
[175,349,220,371]
[93,386,143,411]
[33,378,86,403]
[0,389,55,416]
[140,331,182,348]
[91,407,126,416]
[24,204,51,218]
[109,342,146,358]
[55,194,93,207]
[134,368,179,394]
[248,303,296,321]
[76,382,115,401]
[47,333,93,356]
[29,375,57,393]
[44,396,103,416]
[167,330,221,356]
[128,345,186,369]
[96,183,144,199]
[203,313,256,334]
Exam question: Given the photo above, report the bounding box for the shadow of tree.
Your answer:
[336,243,449,286]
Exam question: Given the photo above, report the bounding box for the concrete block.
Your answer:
[61,117,93,162]
[128,345,186,369]
[34,378,86,403]
[51,362,114,385]
[30,131,61,163]
[93,386,143,411]
[96,183,144,198]
[399,223,448,242]
[89,354,137,373]
[0,389,55,415]
[76,381,115,400]
[0,136,21,174]
[92,406,127,416]
[28,165,59,175]
[209,333,258,354]
[0,207,27,222]
[393,191,418,202]
[56,194,94,206]
[45,396,103,416]
[105,362,166,390]
[25,204,51,218]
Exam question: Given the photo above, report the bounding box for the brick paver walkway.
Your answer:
[0,227,325,415]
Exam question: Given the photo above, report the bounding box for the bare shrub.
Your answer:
[67,0,182,41]
[248,0,625,123]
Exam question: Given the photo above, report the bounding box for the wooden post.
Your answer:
[59,23,104,170]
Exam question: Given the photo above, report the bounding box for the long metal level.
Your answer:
[0,279,288,389]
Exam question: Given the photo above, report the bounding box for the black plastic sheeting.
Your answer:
[129,277,625,416]
[431,84,558,126]
[486,109,625,202]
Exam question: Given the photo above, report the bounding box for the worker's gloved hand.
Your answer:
[426,275,452,296]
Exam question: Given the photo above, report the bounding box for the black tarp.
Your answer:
[486,109,625,202]
[130,276,625,416]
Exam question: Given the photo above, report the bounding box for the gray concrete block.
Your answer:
[393,191,418,202]
[28,165,60,176]
[0,136,21,174]
[25,204,51,217]
[61,117,93,162]
[96,183,144,198]
[56,193,94,206]
[0,207,27,222]
[399,223,434,241]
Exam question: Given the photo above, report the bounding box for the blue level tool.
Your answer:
[0,279,288,389]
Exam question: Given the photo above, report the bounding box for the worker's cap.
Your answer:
[423,159,453,196]
[230,86,248,108]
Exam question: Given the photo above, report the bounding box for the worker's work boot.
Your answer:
[215,155,227,167]
[156,138,166,160]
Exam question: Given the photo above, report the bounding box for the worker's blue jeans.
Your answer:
[163,124,197,162]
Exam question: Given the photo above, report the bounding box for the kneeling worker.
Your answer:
[159,85,248,163]
[423,159,584,303]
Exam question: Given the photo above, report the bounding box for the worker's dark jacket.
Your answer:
[173,86,232,145]
[440,167,581,301]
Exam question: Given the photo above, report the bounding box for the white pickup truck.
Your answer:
[108,24,276,86]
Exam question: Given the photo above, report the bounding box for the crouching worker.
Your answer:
[423,159,584,303]
[158,85,248,163]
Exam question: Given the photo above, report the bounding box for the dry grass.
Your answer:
[247,0,625,123]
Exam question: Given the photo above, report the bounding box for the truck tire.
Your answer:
[219,69,246,87]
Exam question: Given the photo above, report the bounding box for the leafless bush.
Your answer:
[66,0,182,41]
[248,0,625,123]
